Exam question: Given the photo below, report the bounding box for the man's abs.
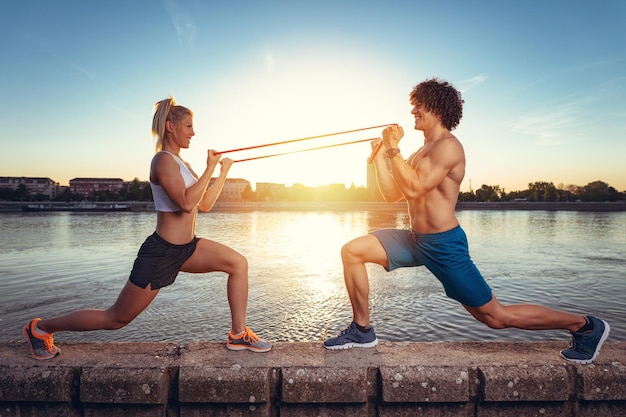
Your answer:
[408,198,459,234]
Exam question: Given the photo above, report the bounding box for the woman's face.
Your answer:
[171,114,195,148]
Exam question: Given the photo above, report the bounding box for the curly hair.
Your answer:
[409,78,464,131]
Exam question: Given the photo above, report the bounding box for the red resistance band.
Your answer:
[217,123,395,164]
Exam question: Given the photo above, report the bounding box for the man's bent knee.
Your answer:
[466,305,509,329]
[340,242,352,259]
[479,315,507,329]
[341,236,366,258]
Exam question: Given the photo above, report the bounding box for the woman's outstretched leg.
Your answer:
[23,281,159,359]
[40,281,159,332]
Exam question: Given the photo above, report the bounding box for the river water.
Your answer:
[1,208,624,345]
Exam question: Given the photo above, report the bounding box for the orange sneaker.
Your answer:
[23,318,60,360]
[227,327,272,353]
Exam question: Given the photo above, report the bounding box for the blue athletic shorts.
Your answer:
[129,232,199,290]
[370,225,492,307]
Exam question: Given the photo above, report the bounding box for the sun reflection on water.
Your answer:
[1,210,624,343]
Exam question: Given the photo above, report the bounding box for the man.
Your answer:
[323,78,609,364]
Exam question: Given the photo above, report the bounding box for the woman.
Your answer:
[23,97,272,359]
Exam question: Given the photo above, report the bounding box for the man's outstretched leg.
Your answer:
[465,297,610,364]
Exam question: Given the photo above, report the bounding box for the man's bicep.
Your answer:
[416,148,458,192]
[417,162,449,193]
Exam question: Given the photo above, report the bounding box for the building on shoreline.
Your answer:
[0,176,58,200]
[211,178,252,201]
[70,178,124,197]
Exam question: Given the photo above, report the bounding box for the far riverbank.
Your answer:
[1,200,625,212]
[212,201,626,212]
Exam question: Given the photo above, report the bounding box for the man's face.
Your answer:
[411,102,429,130]
[411,100,443,132]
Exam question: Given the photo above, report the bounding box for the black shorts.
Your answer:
[128,232,199,290]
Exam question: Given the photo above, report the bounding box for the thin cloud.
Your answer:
[522,57,625,91]
[6,24,132,118]
[163,0,197,47]
[558,57,625,76]
[513,75,624,146]
[512,103,581,146]
[12,26,97,80]
[459,75,487,93]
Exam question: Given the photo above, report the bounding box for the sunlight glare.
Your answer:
[251,211,370,300]
[187,45,412,188]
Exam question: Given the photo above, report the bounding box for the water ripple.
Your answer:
[1,210,624,344]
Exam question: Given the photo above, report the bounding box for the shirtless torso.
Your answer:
[404,135,465,233]
[376,122,465,234]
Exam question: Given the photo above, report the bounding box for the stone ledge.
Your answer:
[80,366,170,404]
[481,364,571,402]
[282,366,368,403]
[1,341,625,417]
[380,365,470,403]
[179,366,271,403]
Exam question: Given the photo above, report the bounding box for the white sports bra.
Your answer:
[150,151,198,212]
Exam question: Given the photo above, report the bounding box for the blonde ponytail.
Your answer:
[151,96,194,153]
[152,97,174,152]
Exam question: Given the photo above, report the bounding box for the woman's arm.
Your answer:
[198,157,233,212]
[152,150,220,213]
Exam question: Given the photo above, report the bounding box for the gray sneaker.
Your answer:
[227,327,272,353]
[23,318,60,360]
[560,316,610,364]
[323,321,378,350]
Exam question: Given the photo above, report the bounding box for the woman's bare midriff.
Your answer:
[155,210,197,244]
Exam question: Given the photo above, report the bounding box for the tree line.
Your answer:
[459,180,623,202]
[0,179,623,203]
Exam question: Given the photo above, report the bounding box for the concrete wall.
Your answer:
[1,340,625,416]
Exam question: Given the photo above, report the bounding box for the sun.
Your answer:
[184,44,413,189]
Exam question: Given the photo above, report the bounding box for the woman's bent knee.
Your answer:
[103,311,134,330]
[107,319,132,330]
[231,253,248,274]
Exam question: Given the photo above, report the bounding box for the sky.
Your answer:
[1,0,625,192]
